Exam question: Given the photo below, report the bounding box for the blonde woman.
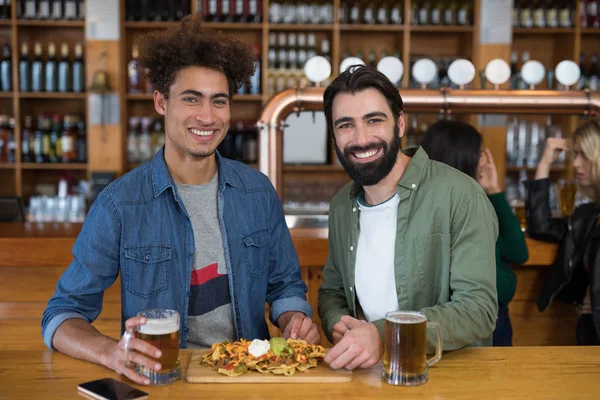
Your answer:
[527,118,600,345]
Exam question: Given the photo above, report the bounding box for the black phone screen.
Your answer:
[77,378,149,400]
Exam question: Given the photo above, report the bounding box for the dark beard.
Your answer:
[335,125,401,187]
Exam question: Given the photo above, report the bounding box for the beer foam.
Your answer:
[386,312,426,324]
[138,318,179,335]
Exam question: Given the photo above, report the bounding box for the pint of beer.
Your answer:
[557,179,577,217]
[133,309,181,385]
[381,311,442,386]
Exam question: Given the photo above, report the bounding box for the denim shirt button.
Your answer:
[145,254,151,260]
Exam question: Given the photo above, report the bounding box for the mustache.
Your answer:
[344,141,386,156]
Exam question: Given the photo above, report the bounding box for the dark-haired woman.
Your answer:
[421,120,529,346]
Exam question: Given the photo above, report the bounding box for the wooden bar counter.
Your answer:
[0,223,577,348]
[1,347,599,399]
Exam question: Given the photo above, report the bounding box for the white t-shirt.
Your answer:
[355,192,400,322]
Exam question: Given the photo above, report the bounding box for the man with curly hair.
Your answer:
[42,15,318,385]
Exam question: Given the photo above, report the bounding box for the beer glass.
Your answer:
[557,179,577,217]
[382,311,442,386]
[124,309,181,385]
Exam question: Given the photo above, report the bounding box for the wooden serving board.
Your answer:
[186,350,352,383]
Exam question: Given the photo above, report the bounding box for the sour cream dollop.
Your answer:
[248,339,270,357]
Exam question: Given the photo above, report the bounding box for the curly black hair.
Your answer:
[139,14,256,98]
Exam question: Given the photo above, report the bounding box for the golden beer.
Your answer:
[382,311,442,386]
[136,309,181,385]
[557,180,577,217]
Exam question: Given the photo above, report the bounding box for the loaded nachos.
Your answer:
[201,337,326,376]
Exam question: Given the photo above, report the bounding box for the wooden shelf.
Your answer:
[201,22,263,30]
[340,24,404,32]
[0,92,12,98]
[21,163,87,171]
[0,163,15,169]
[581,28,600,35]
[233,94,262,102]
[124,21,181,29]
[126,93,153,100]
[269,24,334,31]
[506,166,567,173]
[513,27,576,34]
[17,20,85,28]
[0,20,11,26]
[410,25,474,32]
[19,92,86,100]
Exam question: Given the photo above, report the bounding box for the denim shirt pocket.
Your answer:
[242,228,270,278]
[123,245,171,298]
[413,233,451,289]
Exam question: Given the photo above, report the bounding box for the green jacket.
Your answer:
[318,147,499,351]
[487,193,529,305]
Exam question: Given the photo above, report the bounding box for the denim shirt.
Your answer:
[42,149,312,349]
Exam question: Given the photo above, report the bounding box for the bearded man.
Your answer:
[318,65,499,370]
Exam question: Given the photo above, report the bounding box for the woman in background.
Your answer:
[527,118,600,345]
[421,120,529,346]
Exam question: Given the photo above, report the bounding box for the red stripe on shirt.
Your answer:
[190,263,223,286]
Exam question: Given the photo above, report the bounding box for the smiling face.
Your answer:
[331,88,404,186]
[154,66,231,160]
[573,136,593,187]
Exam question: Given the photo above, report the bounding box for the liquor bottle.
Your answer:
[128,44,142,93]
[367,48,377,68]
[545,0,558,28]
[72,42,84,93]
[19,42,31,92]
[207,0,219,21]
[7,117,15,163]
[151,118,164,155]
[0,0,9,20]
[363,0,375,24]
[349,0,360,24]
[139,117,153,162]
[249,0,260,22]
[513,0,521,26]
[127,117,140,164]
[24,0,36,19]
[0,44,11,92]
[45,42,57,92]
[589,53,599,92]
[64,0,77,20]
[559,0,572,27]
[76,0,84,20]
[322,1,334,24]
[578,52,587,90]
[533,0,546,27]
[37,0,50,19]
[588,0,600,28]
[389,2,402,24]
[31,42,44,92]
[321,38,331,63]
[49,114,61,163]
[410,0,418,24]
[61,115,77,163]
[297,33,307,69]
[249,45,260,95]
[234,0,245,22]
[457,0,471,25]
[339,1,348,23]
[286,33,297,89]
[33,116,44,163]
[581,0,589,28]
[75,120,86,163]
[445,0,457,25]
[41,117,51,163]
[222,0,233,22]
[509,51,519,89]
[57,43,70,92]
[307,33,316,60]
[243,121,258,164]
[51,0,63,20]
[418,1,430,25]
[430,1,443,25]
[22,116,33,163]
[0,115,6,162]
[234,120,244,161]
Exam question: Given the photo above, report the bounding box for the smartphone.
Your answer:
[77,378,149,400]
